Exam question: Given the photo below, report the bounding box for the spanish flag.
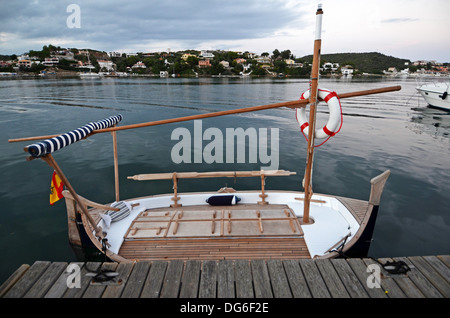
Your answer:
[50,170,64,205]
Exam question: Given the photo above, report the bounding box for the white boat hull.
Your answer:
[416,82,450,110]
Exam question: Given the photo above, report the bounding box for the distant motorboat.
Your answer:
[416,82,450,111]
[79,72,101,78]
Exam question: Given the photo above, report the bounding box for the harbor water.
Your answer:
[1,76,449,282]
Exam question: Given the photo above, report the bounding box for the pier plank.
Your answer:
[378,257,425,298]
[121,262,151,298]
[2,256,449,299]
[63,262,101,298]
[346,258,387,298]
[82,262,118,298]
[140,261,167,298]
[332,259,368,298]
[251,260,273,298]
[394,257,443,298]
[45,262,85,298]
[217,259,235,298]
[4,261,50,298]
[234,260,254,298]
[315,259,350,298]
[160,260,184,298]
[101,262,134,298]
[0,264,30,298]
[267,259,292,298]
[299,259,330,298]
[199,260,218,298]
[406,256,449,298]
[362,258,407,298]
[179,260,201,298]
[24,262,68,298]
[282,259,311,298]
[424,255,450,283]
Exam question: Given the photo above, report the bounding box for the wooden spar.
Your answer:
[302,5,323,224]
[111,130,120,202]
[8,86,401,144]
[40,154,104,240]
[127,170,296,181]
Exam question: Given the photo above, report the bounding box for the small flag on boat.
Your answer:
[50,171,64,205]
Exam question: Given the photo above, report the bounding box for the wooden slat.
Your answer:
[299,259,331,298]
[0,264,30,298]
[314,259,350,298]
[140,261,167,298]
[119,237,310,261]
[121,262,151,298]
[362,258,407,298]
[179,260,201,298]
[377,257,425,298]
[346,258,388,298]
[217,260,235,298]
[408,256,450,297]
[24,262,68,298]
[251,260,273,298]
[331,259,369,298]
[282,259,311,298]
[160,260,184,298]
[267,259,292,298]
[101,262,134,298]
[3,256,450,298]
[3,261,50,298]
[234,260,254,298]
[394,257,444,298]
[199,260,218,298]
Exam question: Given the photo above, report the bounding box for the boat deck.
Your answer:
[83,194,371,261]
[118,204,310,260]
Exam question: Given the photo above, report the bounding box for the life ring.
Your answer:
[296,88,342,140]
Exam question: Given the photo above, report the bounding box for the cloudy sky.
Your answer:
[1,0,449,62]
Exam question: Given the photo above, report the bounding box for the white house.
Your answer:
[199,50,214,59]
[42,57,59,66]
[108,52,122,58]
[132,61,146,69]
[341,66,354,75]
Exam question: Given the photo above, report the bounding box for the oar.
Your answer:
[8,85,401,143]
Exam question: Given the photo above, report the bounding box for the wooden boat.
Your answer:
[10,6,401,262]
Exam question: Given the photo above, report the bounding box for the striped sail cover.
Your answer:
[26,114,123,158]
[105,201,131,222]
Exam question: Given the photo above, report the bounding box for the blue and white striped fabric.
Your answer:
[27,114,122,158]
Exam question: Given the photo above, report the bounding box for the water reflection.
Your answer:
[409,106,450,138]
[1,76,449,283]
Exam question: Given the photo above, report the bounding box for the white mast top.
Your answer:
[315,4,323,40]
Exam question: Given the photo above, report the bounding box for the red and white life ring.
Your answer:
[296,87,342,140]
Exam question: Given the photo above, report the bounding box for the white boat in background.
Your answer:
[416,82,450,111]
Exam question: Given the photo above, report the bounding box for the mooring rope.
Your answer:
[26,114,122,158]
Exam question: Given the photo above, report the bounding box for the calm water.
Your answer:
[1,76,449,282]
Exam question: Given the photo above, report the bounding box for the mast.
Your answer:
[303,4,323,224]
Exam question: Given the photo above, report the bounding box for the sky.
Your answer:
[1,0,449,62]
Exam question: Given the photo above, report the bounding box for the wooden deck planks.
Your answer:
[1,255,449,298]
[119,237,310,261]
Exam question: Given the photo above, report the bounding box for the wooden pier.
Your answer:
[1,256,448,299]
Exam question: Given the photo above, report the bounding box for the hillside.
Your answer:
[300,52,411,74]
